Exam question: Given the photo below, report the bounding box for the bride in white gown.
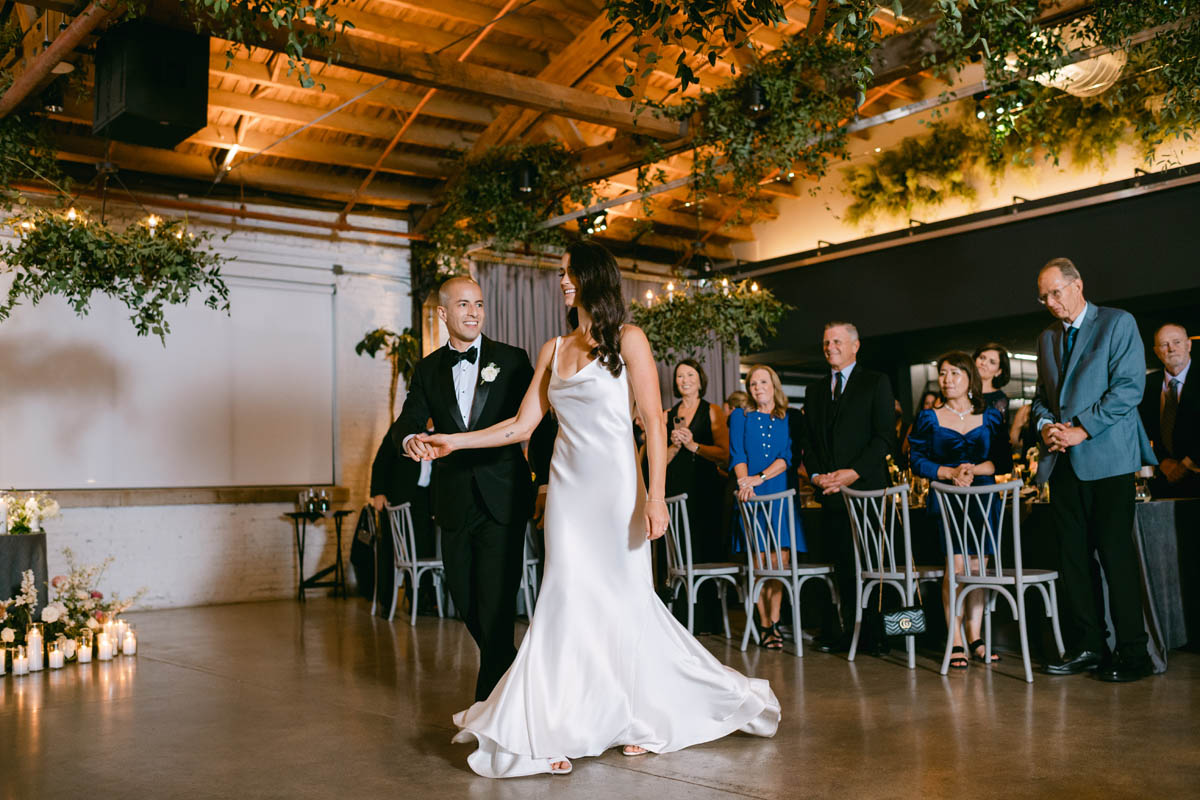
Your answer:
[421,241,779,777]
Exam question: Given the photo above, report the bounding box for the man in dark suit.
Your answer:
[1139,323,1200,498]
[388,276,534,701]
[799,321,897,653]
[369,427,436,614]
[1032,258,1156,682]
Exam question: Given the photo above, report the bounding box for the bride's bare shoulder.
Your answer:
[618,325,652,359]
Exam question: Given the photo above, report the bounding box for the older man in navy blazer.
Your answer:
[1032,257,1156,682]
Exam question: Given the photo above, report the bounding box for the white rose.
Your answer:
[41,604,61,624]
[480,363,501,383]
[76,590,89,601]
[62,638,78,658]
[86,617,99,630]
[43,500,60,519]
[0,627,13,643]
[24,497,39,514]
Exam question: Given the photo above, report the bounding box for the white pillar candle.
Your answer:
[97,634,113,661]
[121,631,137,656]
[48,649,64,669]
[114,620,129,642]
[0,649,5,675]
[14,647,29,676]
[26,630,43,671]
[77,643,93,663]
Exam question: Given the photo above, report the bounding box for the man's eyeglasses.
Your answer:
[1038,279,1077,305]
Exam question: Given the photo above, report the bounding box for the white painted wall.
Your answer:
[3,198,411,608]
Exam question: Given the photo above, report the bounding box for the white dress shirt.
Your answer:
[1038,303,1090,431]
[402,337,482,470]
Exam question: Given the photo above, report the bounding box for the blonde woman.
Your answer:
[729,364,807,649]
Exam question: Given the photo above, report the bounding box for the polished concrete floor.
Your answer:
[2,598,1197,800]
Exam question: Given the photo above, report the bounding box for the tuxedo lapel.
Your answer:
[467,336,494,431]
[438,346,467,433]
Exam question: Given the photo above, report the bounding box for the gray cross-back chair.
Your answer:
[737,489,838,656]
[380,501,448,625]
[841,484,945,669]
[519,522,543,617]
[931,480,1066,682]
[662,493,744,637]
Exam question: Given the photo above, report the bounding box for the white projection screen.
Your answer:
[0,276,335,489]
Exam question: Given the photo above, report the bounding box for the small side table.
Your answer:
[285,510,353,601]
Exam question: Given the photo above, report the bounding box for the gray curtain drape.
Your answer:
[475,260,741,411]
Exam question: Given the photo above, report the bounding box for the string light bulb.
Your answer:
[644,289,654,303]
[751,282,759,292]
[666,282,675,292]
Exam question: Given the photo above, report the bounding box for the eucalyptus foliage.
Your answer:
[0,210,230,342]
[428,142,593,257]
[0,73,66,212]
[630,280,790,359]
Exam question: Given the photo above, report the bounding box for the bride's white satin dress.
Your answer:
[452,338,780,777]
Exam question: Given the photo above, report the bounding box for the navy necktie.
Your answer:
[449,346,478,366]
[833,371,844,402]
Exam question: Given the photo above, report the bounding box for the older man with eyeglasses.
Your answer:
[1031,257,1157,682]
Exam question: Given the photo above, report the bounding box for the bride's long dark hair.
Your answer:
[565,240,626,378]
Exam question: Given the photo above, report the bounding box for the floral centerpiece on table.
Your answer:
[1,490,60,534]
[0,569,38,646]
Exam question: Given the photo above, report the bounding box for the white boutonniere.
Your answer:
[480,362,501,383]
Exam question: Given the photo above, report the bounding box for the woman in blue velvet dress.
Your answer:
[908,352,1005,669]
[729,364,805,649]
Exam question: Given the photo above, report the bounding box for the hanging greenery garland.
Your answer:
[427,141,594,258]
[630,278,790,359]
[1,208,230,342]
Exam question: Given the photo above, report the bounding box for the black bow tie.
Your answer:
[448,345,478,366]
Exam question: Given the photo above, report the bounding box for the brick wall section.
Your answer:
[32,206,411,609]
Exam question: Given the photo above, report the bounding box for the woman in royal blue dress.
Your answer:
[908,352,1005,669]
[729,364,805,650]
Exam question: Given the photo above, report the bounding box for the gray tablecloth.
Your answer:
[0,533,49,609]
[1134,499,1199,672]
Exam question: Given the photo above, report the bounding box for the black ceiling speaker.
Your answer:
[93,20,208,149]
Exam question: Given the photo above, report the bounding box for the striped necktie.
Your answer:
[1162,377,1180,455]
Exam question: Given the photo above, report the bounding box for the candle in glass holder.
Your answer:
[48,641,64,669]
[26,623,44,671]
[78,630,94,663]
[13,645,29,676]
[97,633,113,661]
[113,619,129,643]
[0,646,6,676]
[121,629,137,655]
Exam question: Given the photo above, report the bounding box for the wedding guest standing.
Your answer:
[664,359,729,633]
[370,426,437,614]
[1032,258,1156,682]
[974,343,1014,476]
[1139,323,1200,498]
[799,321,897,654]
[729,364,802,649]
[908,352,1005,668]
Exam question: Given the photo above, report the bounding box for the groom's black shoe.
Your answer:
[1043,649,1103,675]
[1095,650,1153,683]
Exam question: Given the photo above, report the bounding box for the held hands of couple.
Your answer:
[404,432,455,461]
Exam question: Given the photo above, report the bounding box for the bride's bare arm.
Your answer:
[423,339,554,454]
[622,327,669,538]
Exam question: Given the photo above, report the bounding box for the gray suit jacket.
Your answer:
[1031,303,1156,483]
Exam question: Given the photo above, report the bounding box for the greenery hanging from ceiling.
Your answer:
[630,278,790,359]
[427,141,594,259]
[0,208,230,342]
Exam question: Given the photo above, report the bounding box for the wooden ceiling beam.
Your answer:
[604,203,755,241]
[316,5,549,74]
[208,53,496,127]
[52,133,437,207]
[371,0,576,46]
[187,126,452,178]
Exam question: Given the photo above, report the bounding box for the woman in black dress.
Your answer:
[663,358,729,634]
[973,343,1013,477]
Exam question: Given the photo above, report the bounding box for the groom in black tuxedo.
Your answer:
[388,277,534,701]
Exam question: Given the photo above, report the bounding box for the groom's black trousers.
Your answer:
[440,483,526,702]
